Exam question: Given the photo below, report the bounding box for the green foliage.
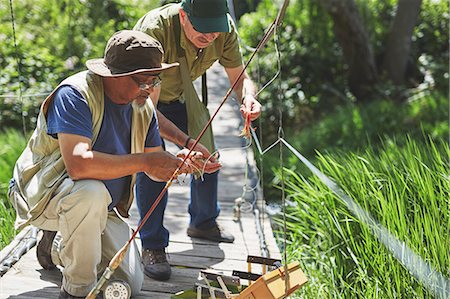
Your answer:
[291,90,448,158]
[239,0,449,133]
[0,0,160,131]
[0,129,27,249]
[232,0,260,20]
[0,200,16,250]
[0,94,45,133]
[276,137,449,298]
[413,0,449,89]
[241,0,344,128]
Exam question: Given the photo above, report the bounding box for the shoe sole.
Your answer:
[143,268,171,281]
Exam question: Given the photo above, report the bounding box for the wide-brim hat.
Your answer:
[86,30,178,77]
[181,0,231,33]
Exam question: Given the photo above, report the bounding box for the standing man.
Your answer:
[134,0,262,281]
[7,30,215,299]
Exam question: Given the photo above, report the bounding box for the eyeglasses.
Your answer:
[131,75,162,91]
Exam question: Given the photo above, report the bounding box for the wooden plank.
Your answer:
[167,240,258,260]
[134,290,173,299]
[1,246,61,299]
[128,214,270,247]
[142,267,200,294]
[168,254,248,272]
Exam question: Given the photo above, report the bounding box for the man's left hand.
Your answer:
[176,149,222,174]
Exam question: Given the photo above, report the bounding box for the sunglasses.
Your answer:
[131,75,162,91]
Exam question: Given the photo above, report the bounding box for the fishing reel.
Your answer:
[103,280,131,299]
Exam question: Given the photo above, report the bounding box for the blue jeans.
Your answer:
[136,100,220,250]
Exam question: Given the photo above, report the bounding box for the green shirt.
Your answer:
[134,3,243,102]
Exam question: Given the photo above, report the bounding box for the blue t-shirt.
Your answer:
[47,85,161,210]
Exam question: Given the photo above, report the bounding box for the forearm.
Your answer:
[66,150,151,180]
[234,74,257,103]
[58,133,186,182]
[225,66,257,103]
[225,67,261,121]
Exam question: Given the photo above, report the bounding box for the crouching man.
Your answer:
[8,30,219,299]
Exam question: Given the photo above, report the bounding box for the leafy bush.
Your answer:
[413,0,449,89]
[0,94,45,133]
[276,137,449,298]
[0,0,160,131]
[239,0,448,134]
[290,91,448,158]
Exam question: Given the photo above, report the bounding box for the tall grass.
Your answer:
[260,91,448,201]
[0,129,27,249]
[276,137,449,298]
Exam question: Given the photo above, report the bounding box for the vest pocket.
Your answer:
[43,159,67,188]
[18,159,43,188]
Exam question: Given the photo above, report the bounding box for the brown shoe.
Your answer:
[36,230,57,270]
[187,224,234,243]
[142,248,171,281]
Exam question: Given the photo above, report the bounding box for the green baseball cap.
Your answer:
[181,0,231,33]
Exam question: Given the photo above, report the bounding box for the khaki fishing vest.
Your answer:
[12,70,154,229]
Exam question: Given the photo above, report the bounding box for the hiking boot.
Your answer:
[36,230,57,270]
[187,224,234,243]
[142,248,171,281]
[58,288,84,299]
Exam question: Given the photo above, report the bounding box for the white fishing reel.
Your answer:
[103,280,131,299]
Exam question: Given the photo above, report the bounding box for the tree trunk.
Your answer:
[319,0,378,101]
[382,0,422,85]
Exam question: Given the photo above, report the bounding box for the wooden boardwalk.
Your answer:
[0,64,280,298]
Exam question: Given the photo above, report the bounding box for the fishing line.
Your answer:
[8,0,27,136]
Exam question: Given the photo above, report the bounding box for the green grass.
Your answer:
[0,129,27,249]
[275,136,449,298]
[259,91,449,201]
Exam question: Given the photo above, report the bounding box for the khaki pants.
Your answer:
[31,178,143,297]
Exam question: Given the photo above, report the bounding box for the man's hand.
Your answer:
[144,151,192,182]
[185,138,218,163]
[240,95,261,121]
[176,148,222,174]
